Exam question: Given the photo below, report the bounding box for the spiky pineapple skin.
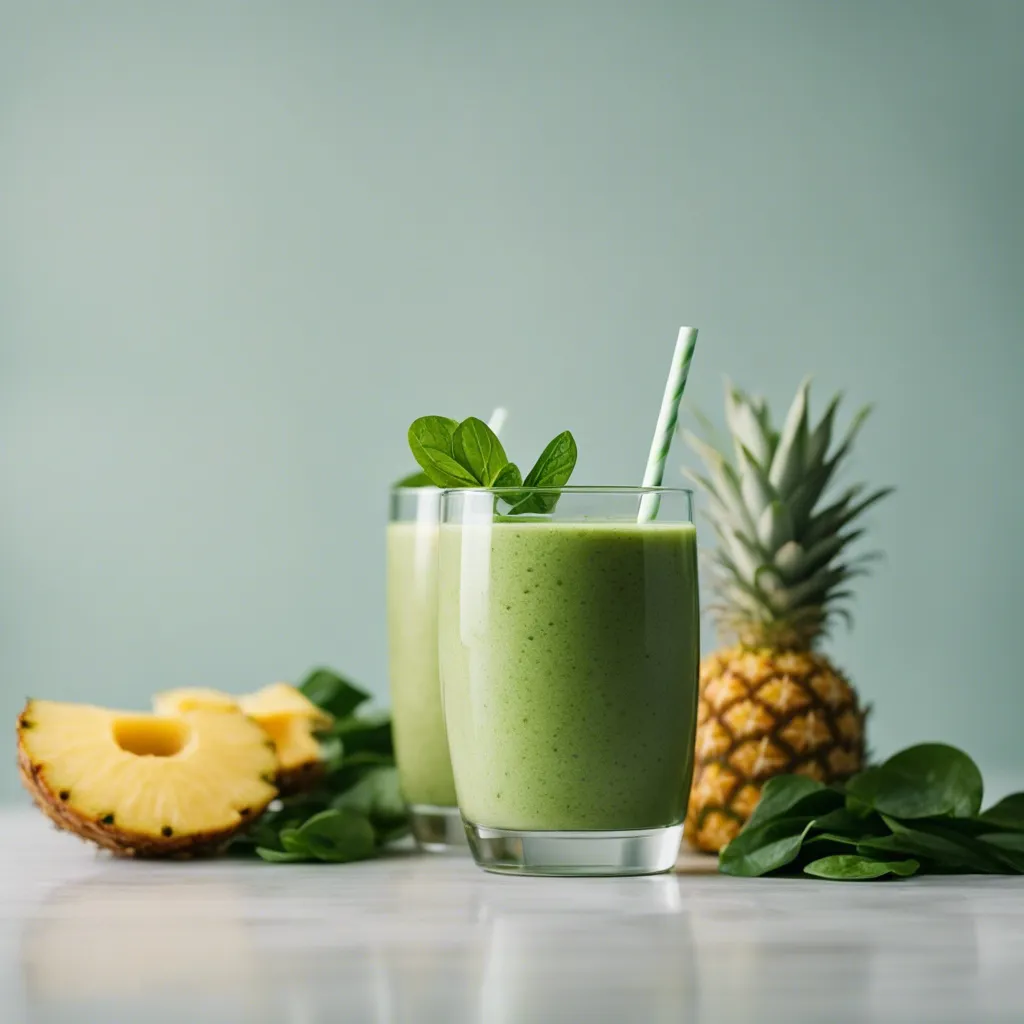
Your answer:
[684,646,866,853]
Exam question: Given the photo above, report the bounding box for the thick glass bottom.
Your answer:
[409,804,467,852]
[465,821,684,876]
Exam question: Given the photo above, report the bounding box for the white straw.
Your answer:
[638,327,699,522]
[487,407,508,436]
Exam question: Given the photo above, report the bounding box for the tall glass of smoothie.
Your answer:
[387,487,465,850]
[438,486,699,876]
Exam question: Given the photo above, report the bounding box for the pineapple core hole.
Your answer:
[113,717,189,758]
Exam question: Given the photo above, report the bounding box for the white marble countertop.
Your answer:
[2,808,1023,1023]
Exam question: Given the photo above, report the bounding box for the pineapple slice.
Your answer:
[237,682,333,731]
[155,683,333,793]
[18,700,277,857]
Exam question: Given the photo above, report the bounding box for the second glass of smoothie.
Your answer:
[438,486,699,876]
[387,487,465,851]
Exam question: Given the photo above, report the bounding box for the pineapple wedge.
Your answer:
[155,683,333,793]
[18,700,277,857]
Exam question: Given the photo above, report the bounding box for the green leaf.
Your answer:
[976,833,1024,872]
[299,667,371,720]
[977,832,1024,852]
[804,392,842,473]
[845,743,983,819]
[803,855,920,881]
[256,847,309,863]
[296,808,376,863]
[978,793,1024,831]
[811,807,888,837]
[719,819,814,877]
[742,776,829,832]
[452,417,511,487]
[318,735,345,772]
[724,384,774,467]
[508,431,578,515]
[394,471,432,487]
[332,765,406,824]
[523,430,578,488]
[767,376,810,497]
[755,500,794,553]
[408,416,480,487]
[803,832,862,849]
[279,828,307,854]
[862,820,1006,874]
[329,710,394,757]
[493,462,523,489]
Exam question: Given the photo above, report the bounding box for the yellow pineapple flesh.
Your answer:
[18,700,277,857]
[155,683,332,793]
[685,647,865,852]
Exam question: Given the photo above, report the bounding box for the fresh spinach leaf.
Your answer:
[978,793,1024,831]
[803,832,862,849]
[452,417,510,487]
[978,831,1024,852]
[296,808,377,863]
[845,743,983,819]
[510,432,578,514]
[279,828,307,854]
[743,777,841,832]
[409,416,480,487]
[803,855,920,880]
[300,667,371,720]
[860,821,1005,874]
[256,847,310,863]
[332,765,409,844]
[329,710,394,757]
[810,807,887,837]
[493,462,523,489]
[719,819,814,877]
[395,471,432,487]
[976,833,1024,872]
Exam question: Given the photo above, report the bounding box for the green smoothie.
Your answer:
[438,520,699,832]
[386,519,457,809]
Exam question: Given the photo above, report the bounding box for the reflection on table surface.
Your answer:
[5,812,1023,1024]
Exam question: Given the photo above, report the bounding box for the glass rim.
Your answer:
[440,485,694,497]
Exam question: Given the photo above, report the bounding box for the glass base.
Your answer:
[465,821,684,877]
[409,804,467,852]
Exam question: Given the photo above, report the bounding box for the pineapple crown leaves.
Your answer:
[682,378,893,647]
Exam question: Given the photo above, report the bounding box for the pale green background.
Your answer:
[2,2,1022,801]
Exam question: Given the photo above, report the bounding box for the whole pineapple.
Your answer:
[683,379,891,853]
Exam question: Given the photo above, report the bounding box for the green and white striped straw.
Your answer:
[638,326,699,522]
[487,407,508,436]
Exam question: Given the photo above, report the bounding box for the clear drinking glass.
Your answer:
[387,487,466,850]
[438,486,699,876]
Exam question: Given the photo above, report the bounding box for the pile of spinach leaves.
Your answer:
[229,668,409,864]
[720,743,1024,881]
